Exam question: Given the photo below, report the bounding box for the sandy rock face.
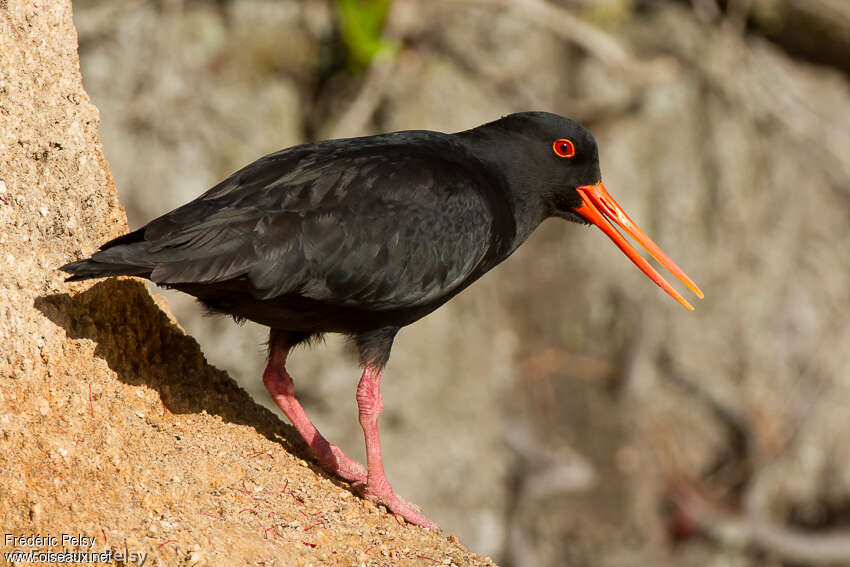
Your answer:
[0,2,493,564]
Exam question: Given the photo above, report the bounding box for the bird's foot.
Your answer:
[315,444,367,485]
[359,480,439,530]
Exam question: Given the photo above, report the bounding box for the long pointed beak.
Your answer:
[573,181,704,310]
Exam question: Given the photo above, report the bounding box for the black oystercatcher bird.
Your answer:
[61,112,702,529]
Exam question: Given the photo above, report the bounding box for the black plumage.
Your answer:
[61,112,701,528]
[63,113,597,343]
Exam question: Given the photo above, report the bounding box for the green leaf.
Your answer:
[335,0,398,71]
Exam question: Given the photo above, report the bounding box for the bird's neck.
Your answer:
[454,130,550,255]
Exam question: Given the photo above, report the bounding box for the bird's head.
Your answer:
[465,111,703,310]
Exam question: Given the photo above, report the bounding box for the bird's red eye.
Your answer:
[552,138,575,158]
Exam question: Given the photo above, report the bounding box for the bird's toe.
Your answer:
[361,484,438,530]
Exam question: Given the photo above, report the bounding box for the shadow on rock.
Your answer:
[35,278,310,461]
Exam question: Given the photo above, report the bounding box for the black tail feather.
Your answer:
[60,259,151,282]
[60,227,152,282]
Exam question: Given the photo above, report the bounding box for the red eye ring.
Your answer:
[552,138,575,158]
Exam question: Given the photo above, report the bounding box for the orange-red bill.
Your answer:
[573,181,704,311]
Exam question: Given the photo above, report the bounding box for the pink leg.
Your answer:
[263,346,366,484]
[356,365,438,530]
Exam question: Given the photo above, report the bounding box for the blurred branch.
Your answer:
[748,0,850,73]
[695,33,850,188]
[690,0,721,23]
[503,421,596,497]
[502,421,596,567]
[743,465,850,565]
[328,56,398,138]
[674,466,850,565]
[665,359,850,567]
[647,17,850,189]
[725,0,751,34]
[658,351,753,466]
[441,0,679,83]
[453,0,629,65]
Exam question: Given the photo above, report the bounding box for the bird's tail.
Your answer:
[59,259,151,282]
[60,227,152,282]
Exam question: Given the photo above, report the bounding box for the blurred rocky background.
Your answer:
[72,0,850,565]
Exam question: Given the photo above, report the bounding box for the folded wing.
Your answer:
[68,135,504,310]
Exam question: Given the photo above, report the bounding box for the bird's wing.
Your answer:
[93,136,508,309]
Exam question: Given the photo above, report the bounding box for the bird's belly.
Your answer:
[171,282,442,334]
